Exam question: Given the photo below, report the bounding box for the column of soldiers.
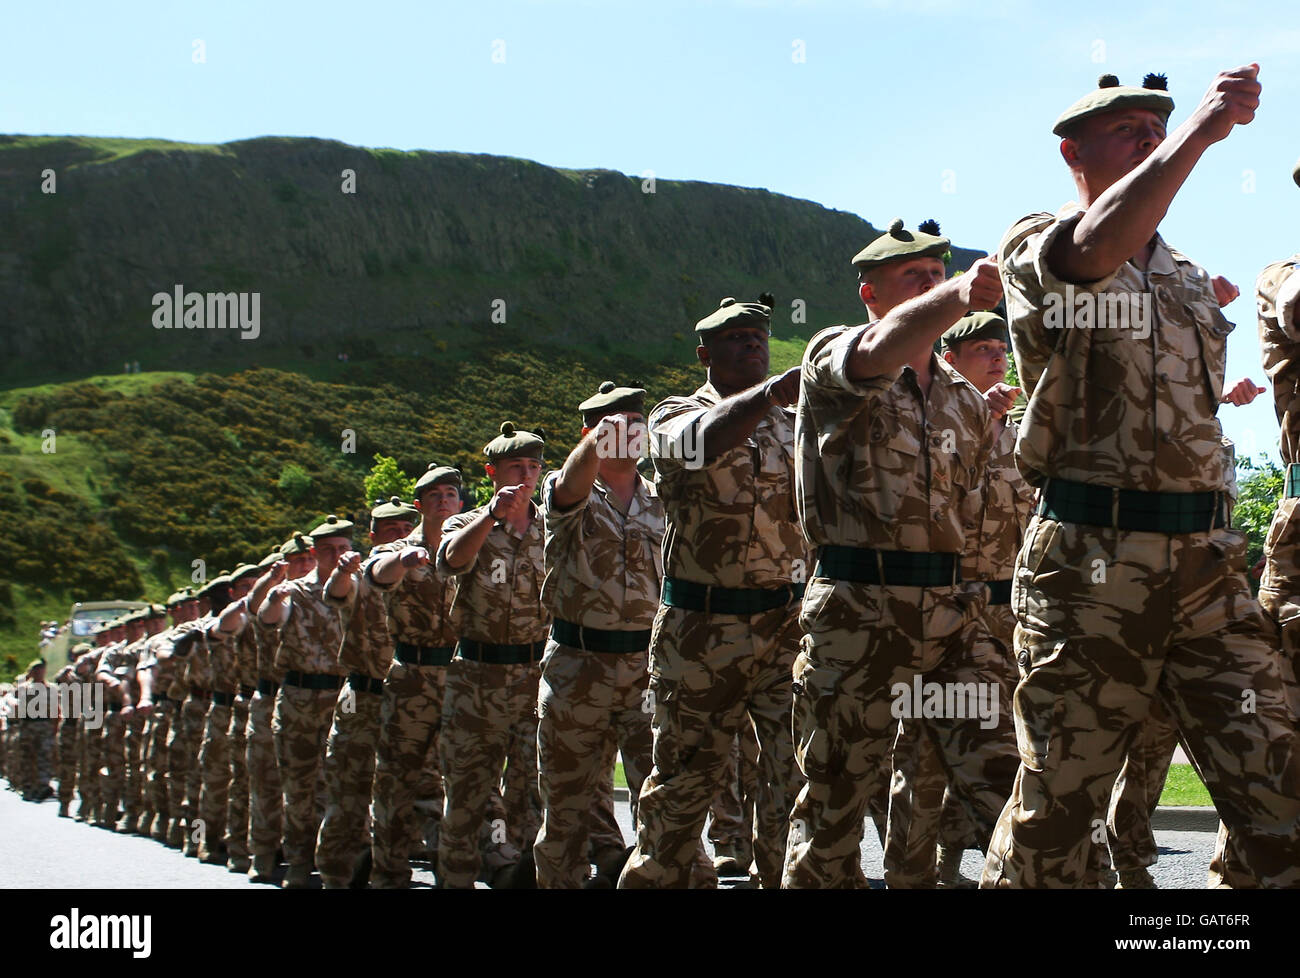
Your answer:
[7,64,1300,888]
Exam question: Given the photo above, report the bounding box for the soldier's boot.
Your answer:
[150,814,169,843]
[228,855,252,874]
[349,848,372,889]
[249,854,278,883]
[134,811,153,836]
[58,801,70,819]
[115,812,136,833]
[1099,865,1120,889]
[284,864,313,889]
[711,841,748,878]
[936,845,979,889]
[75,802,91,823]
[586,845,634,889]
[165,819,185,850]
[183,836,200,858]
[1116,867,1158,889]
[198,840,227,865]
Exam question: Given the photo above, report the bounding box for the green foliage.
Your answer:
[363,454,416,505]
[277,462,313,502]
[1234,454,1283,572]
[473,474,494,508]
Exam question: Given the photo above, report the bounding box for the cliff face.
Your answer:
[0,135,981,377]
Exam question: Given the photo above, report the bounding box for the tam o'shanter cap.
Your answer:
[852,219,951,270]
[694,295,773,336]
[1053,73,1174,137]
[941,311,1010,351]
[167,587,197,607]
[580,381,647,426]
[258,551,281,568]
[230,563,260,582]
[280,533,312,556]
[371,496,420,521]
[414,463,463,497]
[310,514,355,540]
[483,422,545,461]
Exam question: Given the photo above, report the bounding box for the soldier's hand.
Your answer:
[763,366,802,408]
[399,546,430,569]
[1251,556,1266,580]
[489,484,529,522]
[1189,64,1260,145]
[1221,377,1265,406]
[268,583,292,602]
[984,382,1022,420]
[121,705,134,718]
[137,699,153,717]
[268,560,289,585]
[956,256,1003,311]
[338,550,362,575]
[1211,275,1240,307]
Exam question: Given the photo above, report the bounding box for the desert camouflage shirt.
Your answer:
[234,624,259,691]
[326,551,398,678]
[436,506,549,645]
[1001,205,1232,492]
[200,618,243,694]
[271,571,345,676]
[797,338,992,554]
[963,418,1036,581]
[248,615,283,684]
[540,469,663,630]
[179,615,216,692]
[1257,257,1300,602]
[138,620,204,701]
[383,527,458,648]
[651,381,807,588]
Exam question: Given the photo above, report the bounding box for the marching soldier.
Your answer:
[55,649,93,817]
[17,660,56,801]
[224,563,264,872]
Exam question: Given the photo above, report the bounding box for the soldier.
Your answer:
[436,424,550,889]
[372,467,463,888]
[96,611,148,830]
[75,629,111,822]
[224,564,263,872]
[259,516,353,888]
[620,296,806,890]
[151,589,208,847]
[54,649,92,817]
[533,381,665,888]
[316,497,425,889]
[983,67,1300,888]
[782,221,1019,888]
[17,660,56,801]
[136,589,197,841]
[707,729,760,878]
[124,606,168,834]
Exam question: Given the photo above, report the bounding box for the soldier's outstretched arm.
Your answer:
[552,415,621,508]
[696,366,800,461]
[248,560,288,618]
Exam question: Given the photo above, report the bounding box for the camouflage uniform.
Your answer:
[783,332,1020,889]
[172,632,213,850]
[226,620,258,869]
[92,639,130,823]
[246,615,286,871]
[271,570,346,874]
[316,552,397,888]
[371,527,457,888]
[196,622,240,861]
[119,635,152,831]
[534,469,662,887]
[16,681,55,796]
[883,416,1034,886]
[139,625,191,838]
[621,382,806,890]
[435,505,549,888]
[707,727,760,872]
[982,209,1300,888]
[54,666,81,812]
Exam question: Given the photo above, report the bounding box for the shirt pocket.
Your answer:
[853,402,924,525]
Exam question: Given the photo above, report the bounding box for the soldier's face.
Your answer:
[311,535,352,574]
[699,325,770,392]
[370,518,413,546]
[171,600,199,624]
[944,337,1008,393]
[859,257,947,316]
[581,410,647,464]
[1064,109,1166,194]
[286,552,315,579]
[488,457,544,495]
[415,484,462,526]
[228,577,253,600]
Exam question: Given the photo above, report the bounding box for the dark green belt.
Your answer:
[1287,463,1300,499]
[394,641,455,667]
[282,670,343,691]
[552,619,651,654]
[347,673,385,696]
[256,679,279,696]
[986,579,1013,606]
[211,691,235,707]
[1038,478,1227,534]
[661,577,806,616]
[815,546,961,587]
[457,639,546,665]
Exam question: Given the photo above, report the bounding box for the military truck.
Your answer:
[44,600,151,665]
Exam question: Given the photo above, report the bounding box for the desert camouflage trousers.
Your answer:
[196,702,232,855]
[534,642,654,888]
[18,719,55,794]
[122,712,145,821]
[437,658,541,888]
[707,725,760,867]
[782,579,1019,889]
[881,602,1018,887]
[56,717,79,804]
[78,715,103,817]
[167,697,206,826]
[100,710,126,817]
[983,519,1300,888]
[273,683,337,867]
[142,702,173,825]
[1106,698,1180,873]
[316,682,384,887]
[226,697,251,862]
[246,688,284,859]
[371,661,446,888]
[621,602,801,890]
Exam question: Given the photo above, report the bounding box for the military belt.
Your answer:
[1038,478,1227,534]
[393,641,455,667]
[1286,463,1300,499]
[552,619,651,654]
[256,679,279,696]
[346,673,385,696]
[211,691,235,707]
[456,639,546,665]
[239,684,256,699]
[282,671,344,691]
[814,546,961,587]
[106,702,122,713]
[188,687,211,701]
[661,577,806,616]
[985,579,1013,606]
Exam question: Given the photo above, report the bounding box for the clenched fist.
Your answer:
[957,256,1003,311]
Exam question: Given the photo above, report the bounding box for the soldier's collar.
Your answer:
[1145,235,1177,276]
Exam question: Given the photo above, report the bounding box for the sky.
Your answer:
[4,0,1298,463]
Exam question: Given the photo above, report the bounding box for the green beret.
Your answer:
[371,496,420,522]
[147,603,168,619]
[941,312,1010,351]
[230,563,260,582]
[580,381,647,426]
[71,642,92,657]
[1053,73,1174,137]
[28,659,45,671]
[483,422,545,462]
[280,533,312,556]
[853,219,950,271]
[413,463,462,498]
[694,296,771,336]
[1293,157,1299,189]
[258,551,281,568]
[167,587,198,607]
[196,572,232,598]
[121,610,145,626]
[310,514,355,540]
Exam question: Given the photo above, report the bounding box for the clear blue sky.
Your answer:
[5,0,1298,463]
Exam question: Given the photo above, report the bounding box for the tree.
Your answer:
[1233,454,1282,577]
[277,462,313,503]
[363,454,415,505]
